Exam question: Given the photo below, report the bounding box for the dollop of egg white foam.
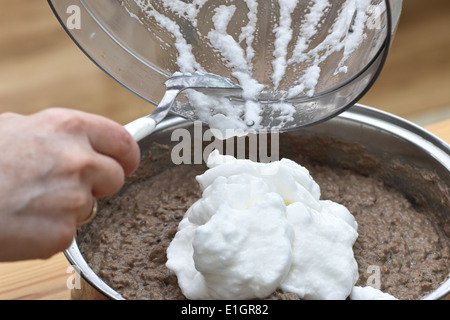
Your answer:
[351,286,397,300]
[166,150,360,300]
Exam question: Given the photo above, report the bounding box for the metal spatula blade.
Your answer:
[125,72,242,142]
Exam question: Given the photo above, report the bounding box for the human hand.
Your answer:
[0,108,140,261]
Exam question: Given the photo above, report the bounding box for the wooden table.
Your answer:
[0,119,449,300]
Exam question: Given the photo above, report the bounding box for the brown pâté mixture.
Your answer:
[77,141,449,300]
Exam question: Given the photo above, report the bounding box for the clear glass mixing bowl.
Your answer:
[48,0,402,131]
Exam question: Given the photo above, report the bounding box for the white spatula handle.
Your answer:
[124,116,157,142]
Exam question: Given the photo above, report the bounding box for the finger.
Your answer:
[83,114,141,177]
[86,152,127,198]
[28,185,93,223]
[52,189,93,227]
[34,184,95,228]
[47,109,141,177]
[76,198,98,227]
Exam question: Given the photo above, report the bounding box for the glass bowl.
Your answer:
[48,0,403,130]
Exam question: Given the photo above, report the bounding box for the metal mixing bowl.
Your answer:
[65,104,450,300]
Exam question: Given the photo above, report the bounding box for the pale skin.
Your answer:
[0,108,140,262]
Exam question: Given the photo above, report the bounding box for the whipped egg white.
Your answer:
[166,150,359,300]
